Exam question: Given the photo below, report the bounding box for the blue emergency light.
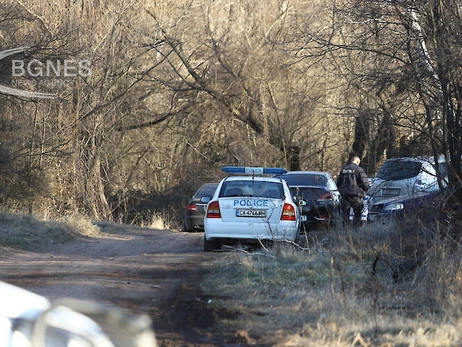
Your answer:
[221,166,287,175]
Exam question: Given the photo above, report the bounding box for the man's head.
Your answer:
[349,154,361,165]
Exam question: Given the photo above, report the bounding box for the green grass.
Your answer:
[202,221,462,346]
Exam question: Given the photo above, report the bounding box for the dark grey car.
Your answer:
[183,183,219,232]
[279,171,341,231]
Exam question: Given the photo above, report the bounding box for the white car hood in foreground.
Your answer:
[0,281,157,347]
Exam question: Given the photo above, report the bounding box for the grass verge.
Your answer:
[201,221,462,346]
[0,212,101,253]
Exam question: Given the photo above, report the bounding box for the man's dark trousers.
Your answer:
[341,195,364,228]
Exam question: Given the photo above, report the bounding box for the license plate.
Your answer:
[236,209,267,217]
[382,188,400,196]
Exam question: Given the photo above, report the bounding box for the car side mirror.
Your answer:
[201,196,211,203]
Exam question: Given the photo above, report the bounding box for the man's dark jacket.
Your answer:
[336,163,370,198]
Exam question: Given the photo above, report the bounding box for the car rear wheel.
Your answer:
[204,236,219,252]
[183,219,194,232]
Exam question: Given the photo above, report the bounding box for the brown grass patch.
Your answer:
[202,220,462,346]
[0,212,101,253]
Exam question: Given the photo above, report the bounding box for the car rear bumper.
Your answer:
[184,216,205,230]
[301,202,337,218]
[204,220,299,241]
[301,214,332,223]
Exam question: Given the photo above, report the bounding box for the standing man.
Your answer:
[336,154,370,228]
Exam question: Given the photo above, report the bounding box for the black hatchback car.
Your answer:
[279,171,341,231]
[183,183,219,232]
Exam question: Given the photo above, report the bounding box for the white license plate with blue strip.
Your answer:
[236,209,267,217]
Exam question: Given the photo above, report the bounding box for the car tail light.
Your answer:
[187,203,198,212]
[206,201,221,218]
[281,203,296,221]
[317,192,333,200]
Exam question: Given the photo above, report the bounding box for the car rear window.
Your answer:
[280,174,327,186]
[289,187,326,200]
[193,184,218,198]
[376,160,423,181]
[219,180,283,199]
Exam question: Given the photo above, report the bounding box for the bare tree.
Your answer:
[138,0,334,170]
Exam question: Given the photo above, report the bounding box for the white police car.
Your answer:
[203,166,302,251]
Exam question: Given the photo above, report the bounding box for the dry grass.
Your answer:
[93,215,170,234]
[202,221,462,346]
[0,212,101,253]
[144,212,171,230]
[0,209,171,254]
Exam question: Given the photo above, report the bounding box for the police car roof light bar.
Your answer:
[221,166,287,175]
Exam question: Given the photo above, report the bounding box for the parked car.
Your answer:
[203,166,302,251]
[183,183,219,232]
[278,171,341,230]
[368,155,447,208]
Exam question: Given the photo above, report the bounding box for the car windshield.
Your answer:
[289,187,326,200]
[280,174,327,186]
[376,160,423,181]
[219,180,283,199]
[193,184,218,198]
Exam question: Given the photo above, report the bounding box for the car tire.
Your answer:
[204,236,218,252]
[183,219,193,232]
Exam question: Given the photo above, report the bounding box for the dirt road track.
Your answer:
[0,225,221,346]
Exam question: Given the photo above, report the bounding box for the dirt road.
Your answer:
[0,225,220,346]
